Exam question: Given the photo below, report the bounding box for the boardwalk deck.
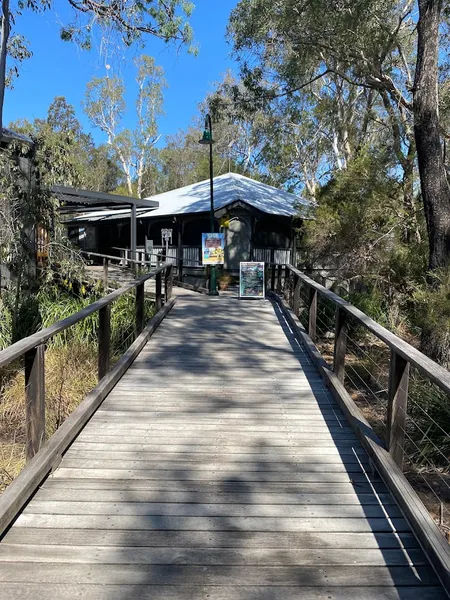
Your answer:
[0,289,447,598]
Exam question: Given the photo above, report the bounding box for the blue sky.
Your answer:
[5,0,239,145]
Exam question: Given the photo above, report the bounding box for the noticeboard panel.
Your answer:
[239,262,265,299]
[202,233,225,265]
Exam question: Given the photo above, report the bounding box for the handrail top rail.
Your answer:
[81,250,172,266]
[109,247,201,266]
[284,263,450,396]
[0,263,171,370]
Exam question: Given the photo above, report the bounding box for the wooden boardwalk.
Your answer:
[0,289,446,598]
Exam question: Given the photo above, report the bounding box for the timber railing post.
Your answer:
[387,350,410,470]
[284,265,290,301]
[155,271,162,311]
[276,264,282,294]
[103,257,109,289]
[165,264,173,301]
[98,305,111,380]
[24,344,45,462]
[333,307,347,383]
[308,287,318,343]
[271,263,276,292]
[293,274,301,316]
[135,282,145,336]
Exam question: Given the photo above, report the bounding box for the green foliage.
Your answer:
[408,376,450,467]
[304,150,402,272]
[0,296,12,349]
[57,1,196,53]
[10,97,124,190]
[0,281,155,355]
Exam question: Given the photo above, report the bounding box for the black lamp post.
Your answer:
[198,114,218,296]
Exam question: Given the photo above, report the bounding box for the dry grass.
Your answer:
[0,343,97,492]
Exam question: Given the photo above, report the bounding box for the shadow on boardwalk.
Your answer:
[0,290,445,599]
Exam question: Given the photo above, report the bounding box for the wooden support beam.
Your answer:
[165,264,173,302]
[276,264,282,294]
[387,350,410,470]
[98,305,111,381]
[333,307,347,383]
[135,282,145,336]
[103,258,108,289]
[270,264,276,292]
[155,271,162,311]
[293,275,301,316]
[308,287,318,343]
[284,264,290,300]
[24,345,45,462]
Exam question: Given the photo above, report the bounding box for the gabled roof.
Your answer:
[140,172,311,218]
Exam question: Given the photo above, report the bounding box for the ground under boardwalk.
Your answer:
[0,289,446,599]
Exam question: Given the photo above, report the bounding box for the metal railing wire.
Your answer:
[270,262,450,539]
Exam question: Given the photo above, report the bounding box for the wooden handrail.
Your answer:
[0,263,173,462]
[0,264,169,370]
[111,246,201,266]
[277,264,450,397]
[269,262,450,471]
[269,264,450,591]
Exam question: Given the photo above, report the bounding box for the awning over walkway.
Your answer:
[53,185,159,260]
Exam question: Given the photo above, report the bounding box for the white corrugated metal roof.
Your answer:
[140,172,311,218]
[66,173,312,224]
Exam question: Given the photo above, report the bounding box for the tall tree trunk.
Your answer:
[414,0,450,270]
[0,0,10,138]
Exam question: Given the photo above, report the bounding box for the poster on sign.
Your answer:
[202,233,225,265]
[239,262,265,299]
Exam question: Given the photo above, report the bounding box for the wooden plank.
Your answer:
[0,298,176,537]
[40,478,389,494]
[24,500,402,519]
[0,544,426,566]
[24,344,46,462]
[62,442,368,455]
[51,468,375,482]
[62,450,368,464]
[0,563,438,586]
[14,513,409,533]
[32,489,396,505]
[1,584,447,600]
[1,528,420,549]
[55,458,368,474]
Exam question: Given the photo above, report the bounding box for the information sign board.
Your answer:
[202,233,225,265]
[239,262,265,299]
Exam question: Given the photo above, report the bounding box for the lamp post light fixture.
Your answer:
[198,114,219,296]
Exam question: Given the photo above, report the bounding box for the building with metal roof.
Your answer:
[66,173,313,271]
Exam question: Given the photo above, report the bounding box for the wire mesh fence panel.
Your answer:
[343,319,390,439]
[398,367,450,537]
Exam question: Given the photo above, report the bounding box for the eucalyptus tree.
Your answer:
[229,1,415,212]
[84,55,167,197]
[0,0,195,137]
[229,0,450,267]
